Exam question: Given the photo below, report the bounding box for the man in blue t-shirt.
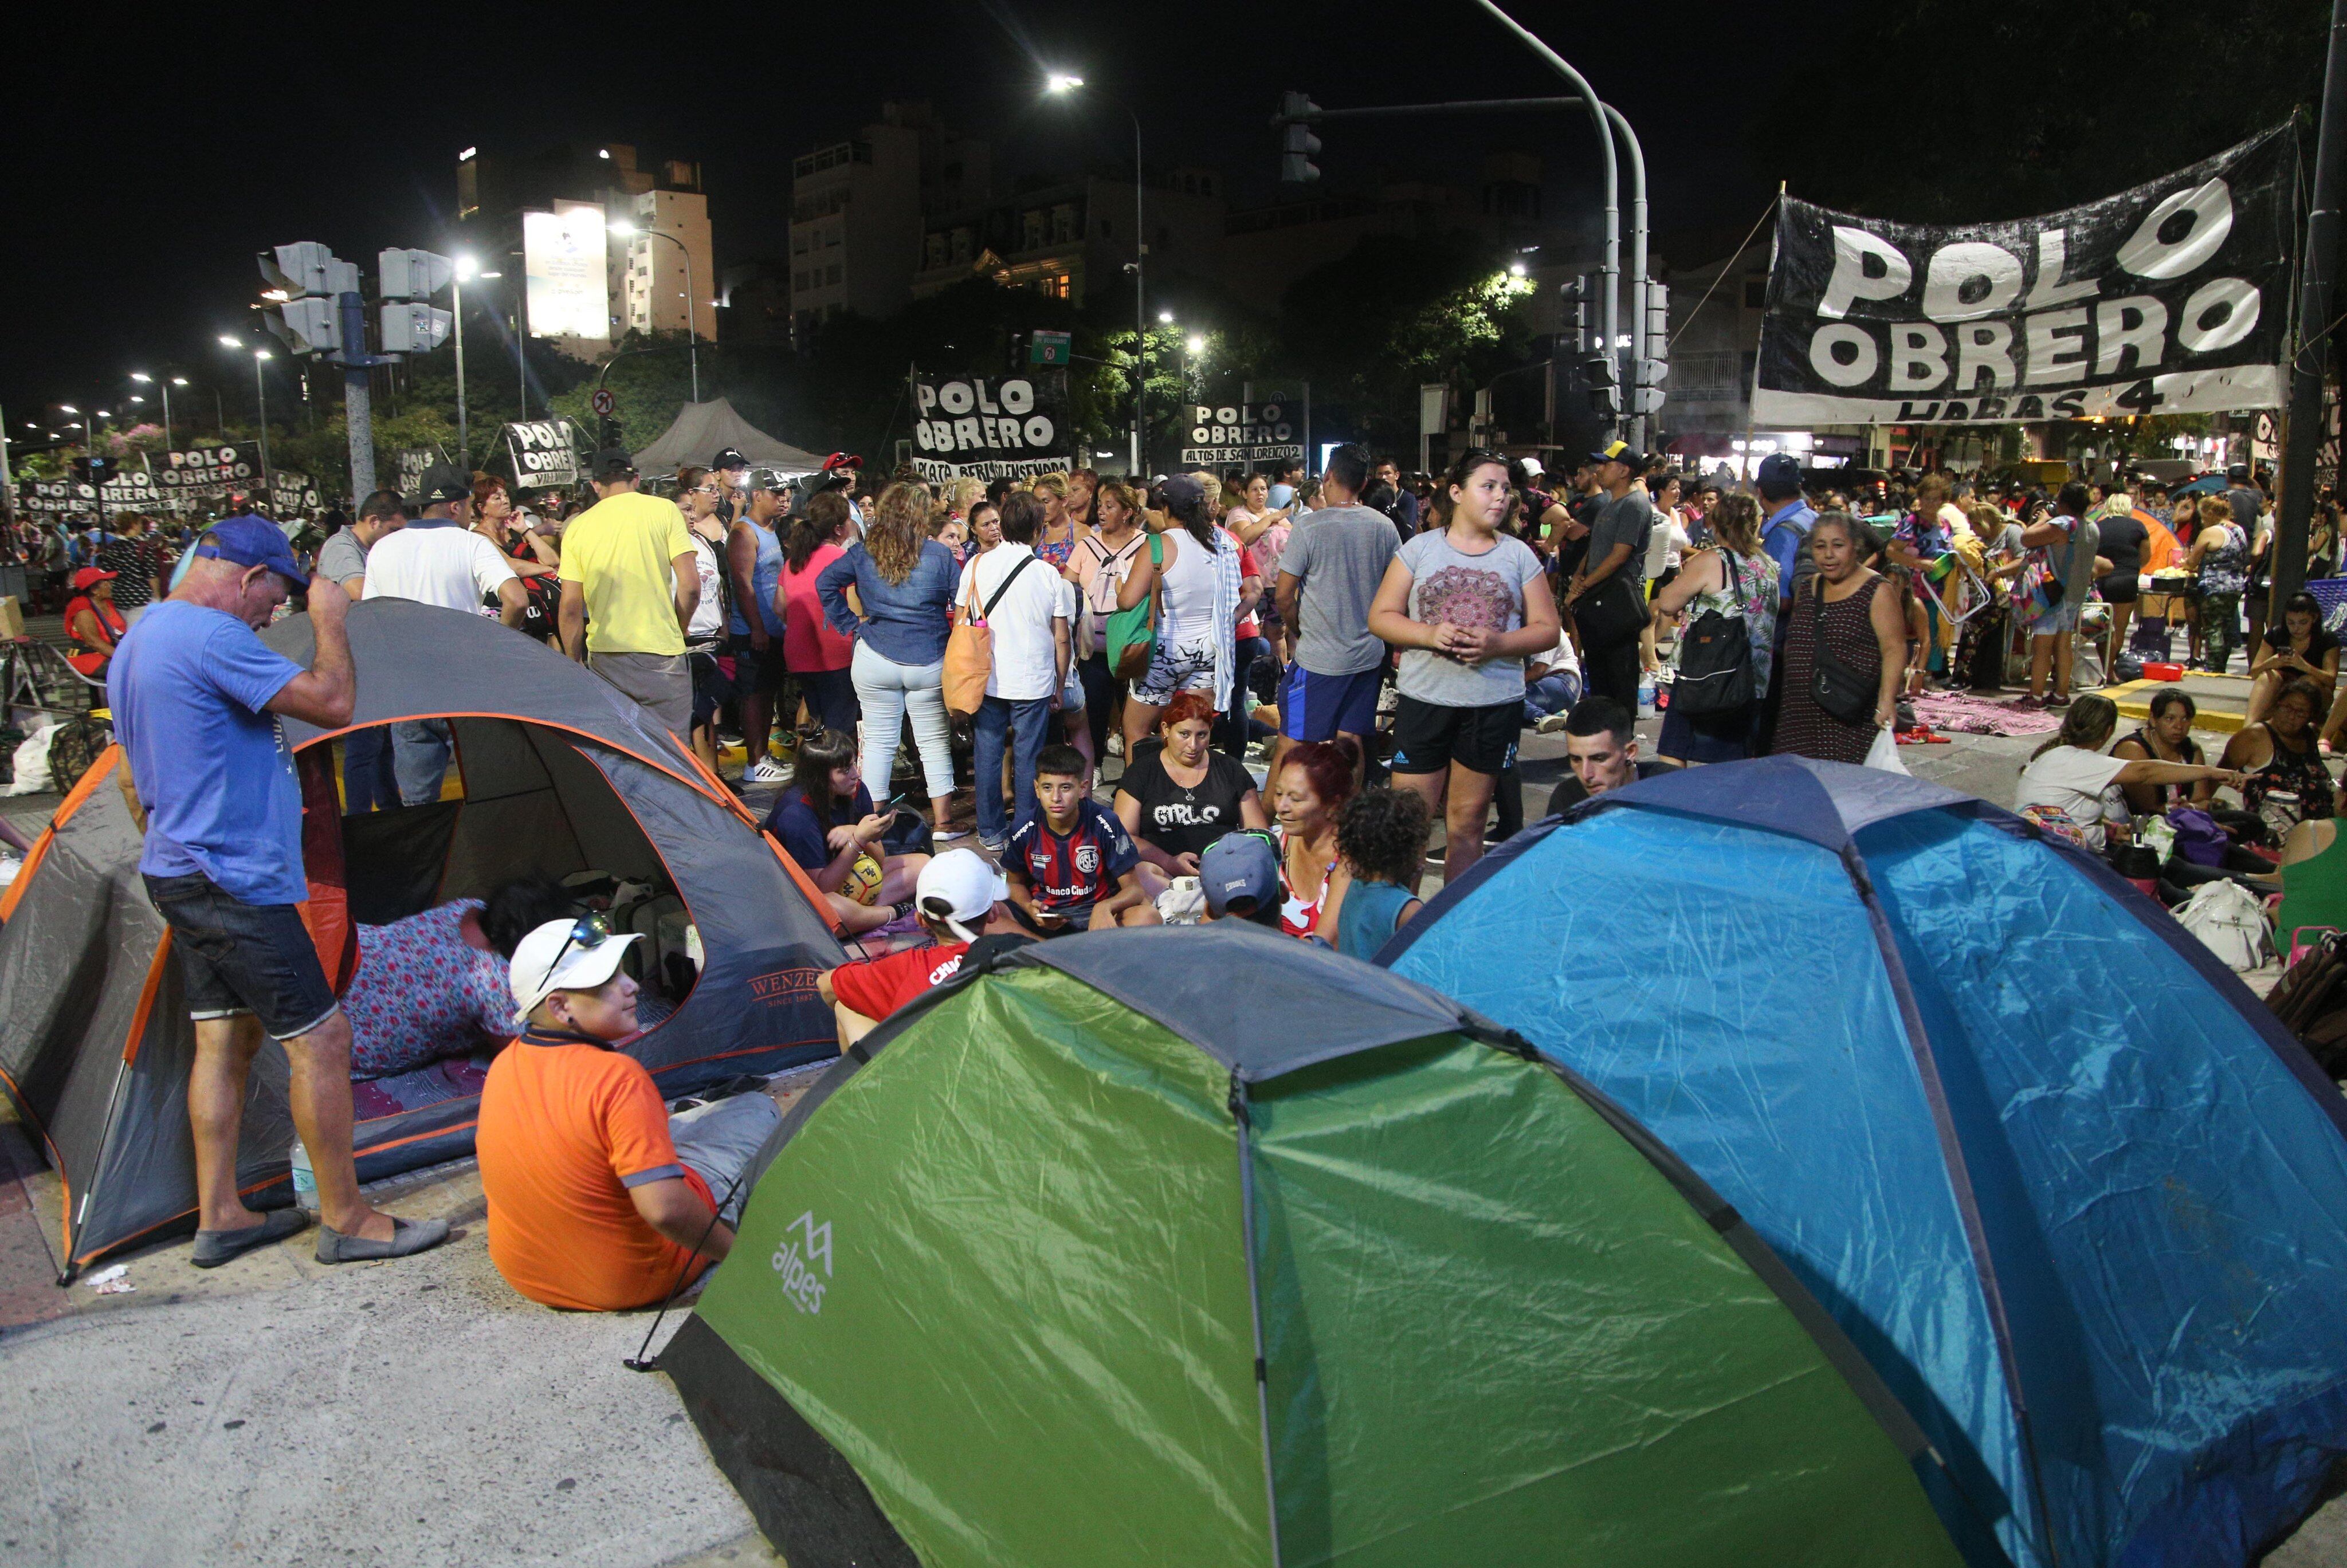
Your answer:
[1003,744,1145,934]
[108,517,449,1270]
[1755,453,1818,615]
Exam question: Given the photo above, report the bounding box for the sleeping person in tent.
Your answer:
[340,878,578,1082]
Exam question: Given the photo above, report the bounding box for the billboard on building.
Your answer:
[908,371,1070,483]
[1752,125,2295,426]
[523,207,610,341]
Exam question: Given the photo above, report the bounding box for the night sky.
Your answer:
[1,0,1844,441]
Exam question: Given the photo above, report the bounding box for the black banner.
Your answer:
[1754,125,2297,425]
[908,370,1069,483]
[155,442,266,496]
[500,419,584,489]
[1180,400,1304,469]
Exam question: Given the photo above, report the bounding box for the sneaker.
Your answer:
[745,757,788,784]
[1105,734,1124,758]
[2047,693,2071,710]
[979,836,1007,856]
[1535,712,1573,734]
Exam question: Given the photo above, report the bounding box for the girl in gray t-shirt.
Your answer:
[1368,450,1564,881]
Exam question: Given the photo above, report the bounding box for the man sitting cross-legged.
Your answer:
[476,917,780,1311]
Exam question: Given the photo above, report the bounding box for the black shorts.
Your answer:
[689,648,727,726]
[1388,695,1520,777]
[143,872,340,1042]
[729,634,786,699]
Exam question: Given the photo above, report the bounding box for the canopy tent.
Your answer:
[631,398,825,478]
[0,600,843,1276]
[1382,756,2347,1568]
[665,925,1972,1568]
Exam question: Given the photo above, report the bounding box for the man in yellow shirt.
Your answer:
[558,452,700,736]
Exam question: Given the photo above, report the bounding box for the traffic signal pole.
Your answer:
[1272,80,1650,443]
[2275,0,2347,614]
[340,289,378,499]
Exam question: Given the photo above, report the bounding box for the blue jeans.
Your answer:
[342,727,399,814]
[1522,670,1581,726]
[390,718,452,807]
[974,694,1053,843]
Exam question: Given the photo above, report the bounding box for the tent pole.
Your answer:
[1228,1076,1285,1568]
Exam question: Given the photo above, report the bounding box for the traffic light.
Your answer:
[380,302,453,353]
[379,248,454,302]
[1631,281,1669,417]
[267,298,342,355]
[258,243,358,302]
[1278,92,1322,184]
[1584,353,1621,418]
[1561,275,1593,356]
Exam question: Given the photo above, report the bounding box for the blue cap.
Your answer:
[195,515,306,588]
[1199,832,1281,917]
[1756,452,1804,488]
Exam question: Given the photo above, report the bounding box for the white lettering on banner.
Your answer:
[1818,226,1913,319]
[940,382,974,415]
[911,455,1066,483]
[2024,308,2092,384]
[1888,324,1948,391]
[1180,444,1305,466]
[1956,321,2017,391]
[770,1209,832,1315]
[1921,242,2023,323]
[2179,278,2262,352]
[1000,380,1035,414]
[2094,297,2168,375]
[1809,324,1879,387]
[2026,229,2100,309]
[2117,179,2234,279]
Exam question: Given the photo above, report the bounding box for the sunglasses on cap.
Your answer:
[535,912,613,999]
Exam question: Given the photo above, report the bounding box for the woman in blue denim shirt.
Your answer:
[817,482,964,838]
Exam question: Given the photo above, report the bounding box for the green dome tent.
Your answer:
[664,926,1972,1568]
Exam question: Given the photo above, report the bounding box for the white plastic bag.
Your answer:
[1863,726,1910,775]
[4,718,58,797]
[2175,880,2275,972]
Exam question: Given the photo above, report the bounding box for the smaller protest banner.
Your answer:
[501,419,585,489]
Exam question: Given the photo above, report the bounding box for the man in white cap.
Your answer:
[474,915,780,1311]
[818,849,1033,1044]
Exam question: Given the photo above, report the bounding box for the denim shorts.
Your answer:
[143,872,340,1042]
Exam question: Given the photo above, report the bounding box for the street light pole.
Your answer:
[611,223,701,402]
[1045,74,1147,475]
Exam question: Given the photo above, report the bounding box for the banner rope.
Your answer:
[1667,197,1780,353]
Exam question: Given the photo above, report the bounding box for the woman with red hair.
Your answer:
[1113,690,1269,913]
[1270,737,1359,939]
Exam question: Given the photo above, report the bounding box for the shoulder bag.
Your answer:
[1668,552,1754,717]
[1105,532,1165,680]
[943,553,1037,716]
[1572,569,1648,650]
[1808,578,1879,725]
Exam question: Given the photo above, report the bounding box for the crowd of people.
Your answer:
[49,419,2347,1321]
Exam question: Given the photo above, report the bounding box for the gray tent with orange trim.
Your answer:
[0,599,843,1278]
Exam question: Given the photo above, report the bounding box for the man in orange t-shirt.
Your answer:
[477,917,780,1311]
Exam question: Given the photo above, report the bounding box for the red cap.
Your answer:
[72,567,118,591]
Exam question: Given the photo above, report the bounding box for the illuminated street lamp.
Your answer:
[1047,70,1147,474]
[609,219,701,401]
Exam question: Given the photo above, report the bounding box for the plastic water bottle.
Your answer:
[1637,674,1658,718]
[290,1137,317,1209]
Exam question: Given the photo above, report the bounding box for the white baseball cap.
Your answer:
[916,849,1008,942]
[509,916,643,1024]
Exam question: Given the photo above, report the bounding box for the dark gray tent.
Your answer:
[632,398,824,478]
[0,599,843,1278]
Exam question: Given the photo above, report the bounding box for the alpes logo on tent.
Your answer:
[771,1211,832,1314]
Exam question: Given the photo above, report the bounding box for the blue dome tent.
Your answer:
[1381,756,2347,1568]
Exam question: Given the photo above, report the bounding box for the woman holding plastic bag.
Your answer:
[1771,513,1907,767]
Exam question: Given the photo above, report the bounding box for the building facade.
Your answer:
[790,102,991,339]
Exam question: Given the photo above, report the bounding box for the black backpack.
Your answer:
[1669,552,1755,717]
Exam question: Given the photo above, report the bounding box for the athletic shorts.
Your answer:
[1280,663,1383,742]
[1388,694,1520,777]
[729,634,786,699]
[1132,639,1218,707]
[143,872,340,1042]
